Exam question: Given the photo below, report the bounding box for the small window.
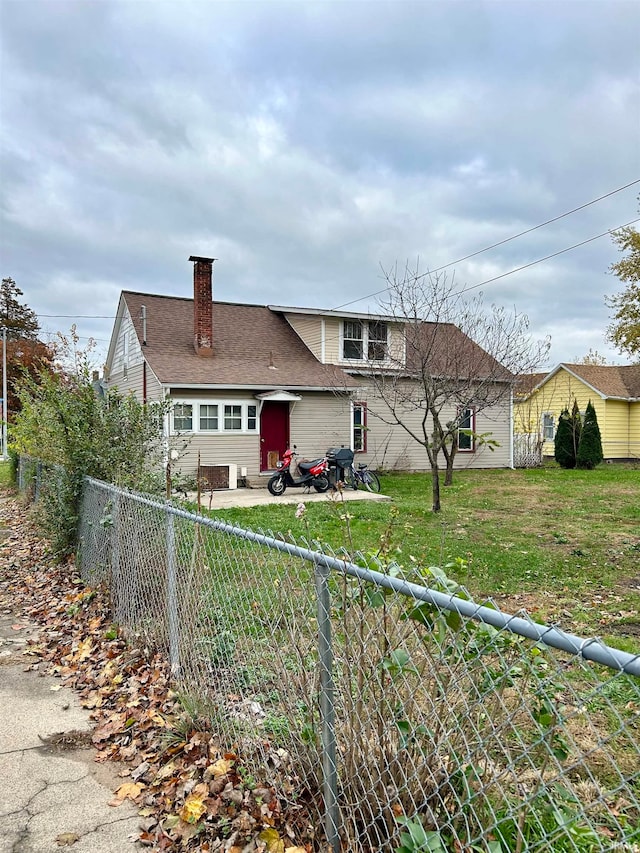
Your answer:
[200,404,219,431]
[353,402,367,452]
[457,407,475,451]
[224,404,242,431]
[343,320,363,360]
[542,413,555,441]
[367,321,388,361]
[174,403,193,432]
[247,404,257,431]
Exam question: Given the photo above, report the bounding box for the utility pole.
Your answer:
[1,326,7,461]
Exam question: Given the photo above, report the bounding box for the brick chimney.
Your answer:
[189,255,216,356]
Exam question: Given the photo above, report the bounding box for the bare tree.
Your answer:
[366,263,550,511]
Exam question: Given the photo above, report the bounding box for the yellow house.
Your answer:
[514,363,640,462]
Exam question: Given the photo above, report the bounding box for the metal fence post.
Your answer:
[110,492,121,621]
[314,558,340,853]
[167,511,180,676]
[35,461,41,501]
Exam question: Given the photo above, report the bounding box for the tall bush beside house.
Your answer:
[11,331,168,557]
[576,400,604,469]
[570,399,582,460]
[554,409,575,468]
[554,401,582,469]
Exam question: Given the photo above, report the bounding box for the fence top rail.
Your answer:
[84,476,640,677]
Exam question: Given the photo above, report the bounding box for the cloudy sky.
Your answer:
[1,0,639,369]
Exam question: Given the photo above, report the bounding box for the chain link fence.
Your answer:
[18,462,640,851]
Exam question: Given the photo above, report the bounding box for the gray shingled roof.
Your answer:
[122,291,359,389]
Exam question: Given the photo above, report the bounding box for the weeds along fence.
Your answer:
[19,462,640,852]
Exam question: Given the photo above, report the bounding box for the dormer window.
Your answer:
[368,321,388,360]
[342,320,388,362]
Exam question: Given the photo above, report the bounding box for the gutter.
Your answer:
[163,383,358,393]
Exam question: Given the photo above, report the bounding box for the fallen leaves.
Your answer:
[0,495,315,853]
[55,832,80,846]
[110,781,146,806]
[208,758,233,779]
[179,790,208,824]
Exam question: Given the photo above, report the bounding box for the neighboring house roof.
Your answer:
[121,291,359,390]
[514,372,547,398]
[519,363,640,401]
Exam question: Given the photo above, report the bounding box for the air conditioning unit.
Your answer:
[198,464,238,490]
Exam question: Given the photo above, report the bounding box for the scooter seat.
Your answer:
[297,458,323,473]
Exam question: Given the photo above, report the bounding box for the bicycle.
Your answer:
[344,462,381,493]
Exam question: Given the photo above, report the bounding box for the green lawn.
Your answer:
[201,464,640,644]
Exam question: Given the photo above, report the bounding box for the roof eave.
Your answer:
[269,305,402,323]
[162,382,356,393]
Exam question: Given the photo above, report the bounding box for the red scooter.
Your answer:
[267,447,331,496]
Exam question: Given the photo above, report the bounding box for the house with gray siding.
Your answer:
[105,257,514,486]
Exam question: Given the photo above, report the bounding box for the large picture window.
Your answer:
[457,407,476,451]
[342,320,388,362]
[171,400,258,434]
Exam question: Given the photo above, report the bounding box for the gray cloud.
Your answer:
[1,0,639,365]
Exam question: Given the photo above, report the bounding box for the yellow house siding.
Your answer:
[514,366,638,459]
[603,400,632,458]
[629,402,640,459]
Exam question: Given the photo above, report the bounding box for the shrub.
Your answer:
[576,399,604,469]
[10,333,169,556]
[554,408,575,468]
[554,401,581,469]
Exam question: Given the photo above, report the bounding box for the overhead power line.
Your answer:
[38,314,116,319]
[415,178,640,276]
[458,217,640,296]
[331,178,640,312]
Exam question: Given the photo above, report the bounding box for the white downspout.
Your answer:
[509,388,515,469]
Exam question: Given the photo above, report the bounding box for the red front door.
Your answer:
[260,401,290,471]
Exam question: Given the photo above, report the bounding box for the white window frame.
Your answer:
[199,404,219,431]
[340,319,389,363]
[171,400,260,435]
[542,412,555,441]
[172,403,193,432]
